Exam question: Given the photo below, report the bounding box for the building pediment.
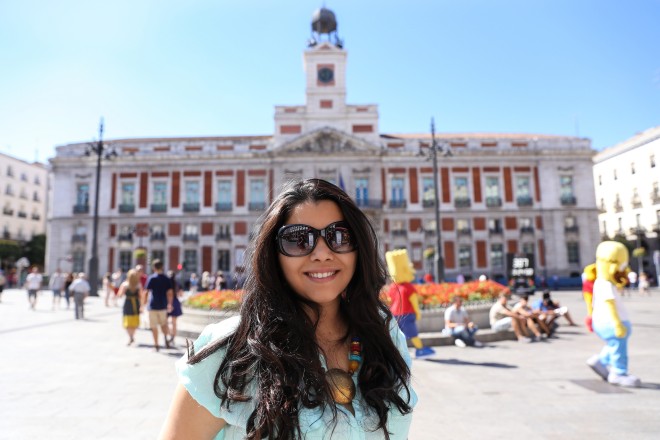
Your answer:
[274,126,381,156]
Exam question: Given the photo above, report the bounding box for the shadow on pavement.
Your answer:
[425,358,518,369]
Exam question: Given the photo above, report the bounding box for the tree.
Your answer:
[23,234,46,267]
[0,239,21,270]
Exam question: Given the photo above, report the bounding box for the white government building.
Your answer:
[593,126,660,279]
[1,152,48,245]
[46,8,600,285]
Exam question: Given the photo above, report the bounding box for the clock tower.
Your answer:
[274,8,379,144]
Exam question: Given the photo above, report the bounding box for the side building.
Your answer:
[593,125,660,282]
[46,8,600,285]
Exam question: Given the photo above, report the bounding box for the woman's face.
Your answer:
[278,200,357,308]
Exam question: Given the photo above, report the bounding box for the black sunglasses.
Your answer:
[276,221,357,257]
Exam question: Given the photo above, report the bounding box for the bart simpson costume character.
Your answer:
[386,249,435,358]
[586,241,641,387]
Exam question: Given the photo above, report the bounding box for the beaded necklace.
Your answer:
[325,336,362,404]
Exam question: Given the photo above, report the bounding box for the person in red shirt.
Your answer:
[386,249,435,358]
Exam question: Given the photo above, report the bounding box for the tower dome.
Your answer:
[311,7,337,34]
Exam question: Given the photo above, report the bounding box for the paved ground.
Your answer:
[1,287,659,439]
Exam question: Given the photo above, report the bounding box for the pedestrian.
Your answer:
[638,272,650,296]
[214,270,227,290]
[117,269,141,345]
[63,272,74,309]
[444,295,483,347]
[24,266,43,310]
[159,178,416,439]
[142,259,174,351]
[167,270,183,346]
[69,272,90,320]
[188,273,198,295]
[49,268,66,310]
[102,272,115,307]
[0,269,6,303]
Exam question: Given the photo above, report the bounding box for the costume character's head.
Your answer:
[385,249,415,284]
[595,241,629,284]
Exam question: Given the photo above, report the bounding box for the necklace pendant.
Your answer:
[325,368,356,404]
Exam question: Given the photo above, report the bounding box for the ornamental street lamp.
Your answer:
[420,118,451,282]
[84,118,116,295]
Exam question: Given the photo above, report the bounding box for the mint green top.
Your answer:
[176,316,417,439]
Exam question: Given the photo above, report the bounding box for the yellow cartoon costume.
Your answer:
[585,241,641,387]
[385,249,435,358]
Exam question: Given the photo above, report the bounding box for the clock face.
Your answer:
[317,67,334,84]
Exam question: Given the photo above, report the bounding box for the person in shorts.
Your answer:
[142,259,173,351]
[489,293,532,342]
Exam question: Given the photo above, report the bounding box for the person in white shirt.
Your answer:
[444,296,482,347]
[24,266,43,310]
[69,272,91,320]
[49,268,67,310]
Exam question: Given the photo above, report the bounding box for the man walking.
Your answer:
[69,273,91,319]
[142,259,173,351]
[25,266,43,310]
[49,268,67,310]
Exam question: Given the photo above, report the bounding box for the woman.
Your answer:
[63,272,74,309]
[117,269,141,346]
[160,179,416,439]
[167,270,184,345]
[103,272,115,307]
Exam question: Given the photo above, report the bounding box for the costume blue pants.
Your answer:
[395,313,419,339]
[593,320,631,375]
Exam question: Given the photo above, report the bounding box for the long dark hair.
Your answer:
[189,178,412,439]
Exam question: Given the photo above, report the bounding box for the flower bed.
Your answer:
[185,289,242,311]
[383,280,510,310]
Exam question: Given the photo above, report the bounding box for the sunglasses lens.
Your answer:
[279,225,315,256]
[326,223,355,253]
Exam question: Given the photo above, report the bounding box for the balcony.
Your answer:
[150,203,168,213]
[2,231,9,239]
[628,226,645,236]
[17,211,27,218]
[150,232,166,241]
[182,233,199,242]
[422,199,435,208]
[520,226,535,235]
[424,229,436,237]
[599,203,607,213]
[389,200,407,209]
[613,202,623,213]
[215,202,233,212]
[454,197,471,208]
[2,208,13,216]
[560,195,577,206]
[517,195,533,207]
[71,234,87,243]
[564,225,579,233]
[356,199,383,209]
[73,204,89,214]
[31,213,41,221]
[183,202,200,213]
[118,233,133,242]
[248,202,266,211]
[486,196,502,208]
[391,229,408,237]
[488,227,503,236]
[118,204,135,214]
[631,199,643,209]
[215,233,232,241]
[650,191,660,205]
[457,228,472,236]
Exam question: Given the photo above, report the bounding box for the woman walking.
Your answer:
[117,269,141,346]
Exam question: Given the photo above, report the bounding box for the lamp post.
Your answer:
[425,118,451,282]
[85,118,116,295]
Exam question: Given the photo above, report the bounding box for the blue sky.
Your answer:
[1,0,658,163]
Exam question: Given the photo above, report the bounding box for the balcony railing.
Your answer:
[215,202,233,212]
[215,233,232,241]
[182,233,199,242]
[613,202,623,213]
[422,199,435,208]
[391,230,408,237]
[486,196,502,208]
[599,203,607,213]
[424,229,436,237]
[248,202,266,211]
[389,200,407,209]
[520,226,535,234]
[564,225,579,233]
[71,234,87,243]
[631,199,642,209]
[31,213,40,221]
[17,212,27,218]
[650,191,660,205]
[457,228,472,236]
[183,203,200,213]
[150,203,168,213]
[118,233,133,242]
[2,208,13,216]
[488,228,503,235]
[73,204,89,214]
[356,199,383,209]
[454,197,471,208]
[560,195,577,206]
[517,195,533,207]
[118,204,135,214]
[150,232,166,241]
